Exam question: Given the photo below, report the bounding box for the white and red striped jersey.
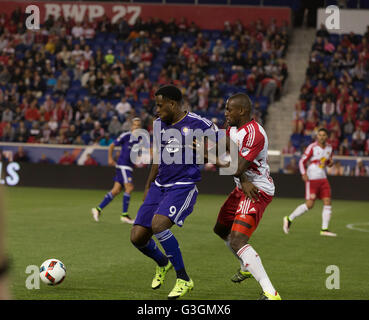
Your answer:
[299,141,333,180]
[227,119,275,196]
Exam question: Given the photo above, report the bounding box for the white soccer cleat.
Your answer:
[283,216,291,234]
[91,208,100,222]
[320,230,337,237]
[120,215,134,224]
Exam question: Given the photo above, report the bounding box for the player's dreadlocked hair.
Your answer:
[155,85,182,103]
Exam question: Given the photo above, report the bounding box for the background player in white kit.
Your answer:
[283,128,337,237]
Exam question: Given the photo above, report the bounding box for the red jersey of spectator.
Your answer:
[345,100,358,115]
[84,155,98,166]
[25,106,40,121]
[328,133,340,151]
[58,152,75,165]
[313,82,326,96]
[141,50,153,63]
[355,117,369,133]
[327,117,342,138]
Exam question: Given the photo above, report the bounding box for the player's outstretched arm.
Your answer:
[202,135,231,168]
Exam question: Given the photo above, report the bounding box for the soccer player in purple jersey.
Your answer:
[130,85,218,299]
[91,118,142,224]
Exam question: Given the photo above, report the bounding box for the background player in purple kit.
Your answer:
[91,118,142,224]
[130,85,218,299]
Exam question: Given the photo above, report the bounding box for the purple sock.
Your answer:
[97,192,114,211]
[122,192,131,214]
[135,238,168,267]
[155,229,189,281]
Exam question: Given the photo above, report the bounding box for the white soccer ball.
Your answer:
[39,259,66,285]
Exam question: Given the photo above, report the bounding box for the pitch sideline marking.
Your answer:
[346,222,369,233]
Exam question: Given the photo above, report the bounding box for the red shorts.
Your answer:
[305,178,331,200]
[216,187,273,238]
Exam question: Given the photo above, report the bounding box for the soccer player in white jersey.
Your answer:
[212,93,281,300]
[283,128,337,237]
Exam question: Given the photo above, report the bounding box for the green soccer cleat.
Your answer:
[259,291,282,300]
[231,268,253,283]
[168,278,194,300]
[151,261,173,290]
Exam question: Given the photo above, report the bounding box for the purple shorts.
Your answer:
[114,166,133,185]
[134,182,199,228]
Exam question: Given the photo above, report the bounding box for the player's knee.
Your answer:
[130,228,146,247]
[125,184,134,193]
[229,234,248,253]
[151,223,166,235]
[111,186,122,196]
[152,215,172,234]
[306,202,314,210]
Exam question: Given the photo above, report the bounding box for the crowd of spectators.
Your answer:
[286,24,369,157]
[0,8,289,148]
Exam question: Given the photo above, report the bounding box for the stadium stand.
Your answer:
[0,8,289,147]
[287,23,369,157]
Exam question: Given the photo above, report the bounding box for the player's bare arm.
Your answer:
[234,156,259,201]
[202,135,231,168]
[108,142,117,166]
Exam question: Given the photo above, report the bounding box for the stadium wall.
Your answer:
[0,0,291,29]
[2,162,368,201]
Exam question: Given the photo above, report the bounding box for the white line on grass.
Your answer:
[346,222,369,233]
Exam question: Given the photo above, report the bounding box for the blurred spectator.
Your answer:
[38,153,53,164]
[115,97,132,122]
[1,108,13,123]
[13,146,29,162]
[352,128,366,155]
[282,140,297,154]
[73,135,85,146]
[353,158,368,177]
[108,116,122,137]
[99,133,114,146]
[58,151,74,165]
[90,121,104,142]
[84,153,98,166]
[284,157,299,174]
[327,161,344,176]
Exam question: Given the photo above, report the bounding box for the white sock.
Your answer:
[289,203,309,221]
[225,239,247,272]
[322,205,332,230]
[237,244,276,296]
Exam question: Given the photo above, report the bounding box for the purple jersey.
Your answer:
[153,111,218,186]
[114,131,139,167]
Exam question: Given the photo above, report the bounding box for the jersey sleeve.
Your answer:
[239,129,265,162]
[114,132,130,146]
[299,144,314,175]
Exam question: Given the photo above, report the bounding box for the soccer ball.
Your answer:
[39,259,66,285]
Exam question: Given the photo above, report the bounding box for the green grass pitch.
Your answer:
[4,186,369,300]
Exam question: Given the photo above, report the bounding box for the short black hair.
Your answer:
[229,93,252,114]
[318,127,329,135]
[155,85,182,103]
